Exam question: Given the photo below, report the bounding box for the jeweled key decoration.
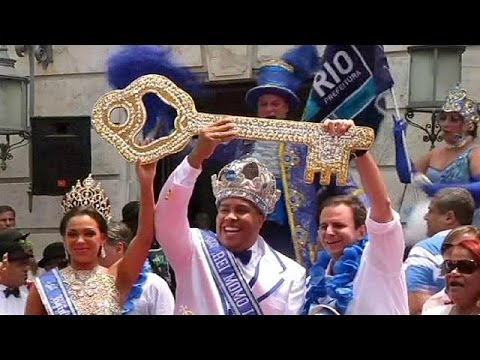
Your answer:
[91,74,374,185]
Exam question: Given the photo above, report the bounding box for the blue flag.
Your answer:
[303,45,394,133]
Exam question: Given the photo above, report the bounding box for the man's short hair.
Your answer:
[121,201,139,235]
[107,221,134,247]
[432,187,475,225]
[320,195,367,229]
[0,205,15,216]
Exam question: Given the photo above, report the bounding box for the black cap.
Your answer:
[38,242,66,268]
[0,229,29,243]
[0,229,32,261]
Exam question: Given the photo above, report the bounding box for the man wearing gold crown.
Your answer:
[155,118,307,315]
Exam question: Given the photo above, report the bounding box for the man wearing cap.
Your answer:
[37,242,68,272]
[0,230,33,315]
[154,118,306,315]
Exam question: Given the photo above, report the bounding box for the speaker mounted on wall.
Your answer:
[31,117,91,196]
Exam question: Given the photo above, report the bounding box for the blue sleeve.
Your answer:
[423,178,480,203]
[393,116,416,184]
[405,265,434,292]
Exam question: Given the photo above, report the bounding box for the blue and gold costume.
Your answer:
[245,46,368,268]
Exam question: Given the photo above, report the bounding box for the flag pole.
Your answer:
[390,87,402,121]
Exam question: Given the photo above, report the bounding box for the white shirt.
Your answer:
[423,304,453,315]
[0,284,29,315]
[346,211,409,315]
[128,273,175,315]
[155,157,306,315]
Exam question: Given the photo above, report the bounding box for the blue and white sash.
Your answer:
[200,230,263,315]
[36,269,78,315]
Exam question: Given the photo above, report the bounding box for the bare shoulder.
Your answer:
[25,283,48,315]
[470,145,480,157]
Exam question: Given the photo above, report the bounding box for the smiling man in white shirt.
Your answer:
[155,118,306,315]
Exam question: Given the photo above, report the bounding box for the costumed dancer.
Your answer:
[394,84,480,246]
[245,45,325,266]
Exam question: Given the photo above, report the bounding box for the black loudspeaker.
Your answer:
[31,117,91,196]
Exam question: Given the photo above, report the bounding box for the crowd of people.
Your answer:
[1,45,480,315]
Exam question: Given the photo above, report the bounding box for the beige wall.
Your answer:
[2,45,479,259]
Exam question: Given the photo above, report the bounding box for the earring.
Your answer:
[100,244,106,259]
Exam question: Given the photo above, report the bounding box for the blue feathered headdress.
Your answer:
[107,45,202,138]
[245,45,320,111]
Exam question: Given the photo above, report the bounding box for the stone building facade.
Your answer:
[1,45,480,259]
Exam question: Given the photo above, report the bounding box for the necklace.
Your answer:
[445,135,472,150]
[65,266,102,298]
[61,265,121,315]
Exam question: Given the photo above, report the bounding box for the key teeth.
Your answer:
[320,171,332,186]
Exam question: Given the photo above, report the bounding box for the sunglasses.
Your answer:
[441,259,480,275]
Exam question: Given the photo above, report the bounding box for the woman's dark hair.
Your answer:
[60,206,109,236]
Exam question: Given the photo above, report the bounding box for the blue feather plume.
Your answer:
[107,45,202,138]
[282,45,321,81]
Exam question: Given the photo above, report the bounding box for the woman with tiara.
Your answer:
[24,161,157,315]
[394,84,480,246]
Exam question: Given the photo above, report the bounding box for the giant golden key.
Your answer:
[91,74,374,185]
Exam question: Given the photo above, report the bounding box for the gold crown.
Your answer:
[211,157,281,215]
[61,174,112,223]
[442,84,480,123]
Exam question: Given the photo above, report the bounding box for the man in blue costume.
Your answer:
[245,45,367,268]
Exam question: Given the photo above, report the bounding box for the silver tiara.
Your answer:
[211,157,281,215]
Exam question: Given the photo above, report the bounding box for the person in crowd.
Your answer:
[37,242,68,272]
[303,119,408,315]
[0,205,16,230]
[100,221,174,315]
[404,187,475,314]
[0,232,33,315]
[423,225,480,315]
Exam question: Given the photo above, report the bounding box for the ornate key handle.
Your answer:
[91,74,375,185]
